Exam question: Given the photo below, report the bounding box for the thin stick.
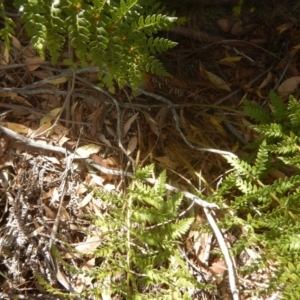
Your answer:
[204,207,239,300]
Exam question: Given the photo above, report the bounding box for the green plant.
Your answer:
[37,165,205,299]
[0,1,15,50]
[5,0,177,91]
[206,91,300,299]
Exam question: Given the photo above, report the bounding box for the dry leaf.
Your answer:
[216,18,232,33]
[205,70,231,91]
[276,22,294,35]
[154,107,169,127]
[0,122,33,135]
[28,226,44,238]
[277,76,300,97]
[56,266,72,292]
[259,72,272,89]
[105,125,116,137]
[219,56,242,63]
[0,91,32,106]
[126,136,137,155]
[32,70,54,79]
[103,183,115,192]
[74,236,101,253]
[32,120,52,137]
[53,123,68,137]
[143,111,160,135]
[71,101,79,115]
[51,187,60,203]
[44,156,60,164]
[11,36,22,50]
[75,144,101,158]
[59,206,70,221]
[76,184,88,195]
[79,192,94,208]
[25,56,44,71]
[209,116,226,134]
[58,136,70,147]
[44,205,56,219]
[40,107,62,126]
[90,174,105,186]
[123,112,139,136]
[40,188,56,201]
[0,45,9,65]
[48,76,70,85]
[155,155,177,169]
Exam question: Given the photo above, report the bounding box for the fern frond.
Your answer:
[278,155,300,167]
[269,90,287,122]
[21,1,48,58]
[252,123,283,138]
[145,55,170,76]
[268,134,299,154]
[136,14,177,36]
[16,0,177,91]
[68,11,90,61]
[243,99,272,124]
[0,4,15,50]
[272,175,300,195]
[146,36,177,54]
[154,169,167,195]
[226,156,254,177]
[288,95,300,128]
[170,218,194,239]
[253,140,269,177]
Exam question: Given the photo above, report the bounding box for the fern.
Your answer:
[288,95,300,128]
[36,165,200,299]
[0,3,15,50]
[252,123,283,138]
[208,92,300,298]
[12,0,177,91]
[269,90,287,122]
[243,99,272,124]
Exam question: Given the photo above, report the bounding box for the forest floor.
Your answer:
[0,0,300,299]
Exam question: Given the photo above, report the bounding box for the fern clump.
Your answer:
[10,0,177,91]
[37,165,205,299]
[207,92,300,299]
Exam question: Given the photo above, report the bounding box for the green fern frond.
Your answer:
[288,95,300,128]
[272,175,300,195]
[226,156,254,177]
[253,140,269,177]
[252,123,283,138]
[269,90,287,122]
[278,155,300,167]
[145,55,170,76]
[235,177,260,195]
[213,91,300,298]
[268,134,299,154]
[134,163,154,179]
[147,36,177,54]
[154,169,167,195]
[21,1,48,58]
[170,218,194,239]
[243,99,272,124]
[15,0,177,91]
[0,4,15,50]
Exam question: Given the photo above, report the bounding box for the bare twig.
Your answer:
[204,207,239,300]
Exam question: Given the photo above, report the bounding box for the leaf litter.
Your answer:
[1,2,300,299]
